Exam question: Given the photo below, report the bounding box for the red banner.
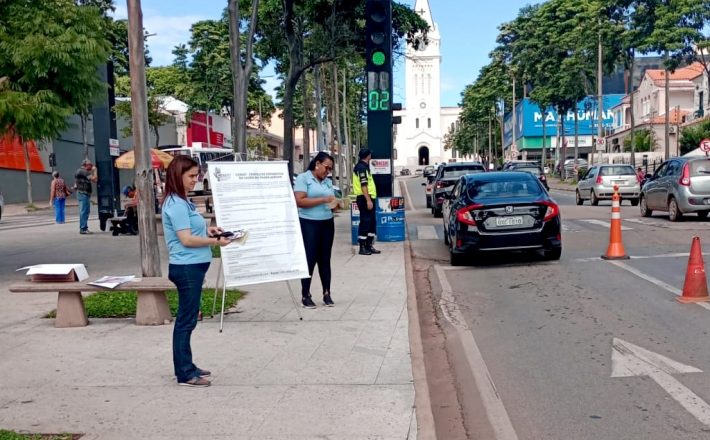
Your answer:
[0,133,46,172]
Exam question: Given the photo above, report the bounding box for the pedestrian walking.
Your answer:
[161,155,231,387]
[353,148,380,255]
[49,171,71,224]
[74,159,97,234]
[294,151,338,309]
[636,167,646,182]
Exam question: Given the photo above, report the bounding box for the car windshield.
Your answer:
[466,179,542,199]
[600,166,635,176]
[443,166,485,178]
[515,166,541,176]
[690,160,710,176]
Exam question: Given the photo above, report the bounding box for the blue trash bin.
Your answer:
[350,200,360,245]
[376,197,406,242]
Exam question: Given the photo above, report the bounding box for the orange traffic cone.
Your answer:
[601,185,629,260]
[677,236,710,303]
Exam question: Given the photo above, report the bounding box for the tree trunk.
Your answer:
[560,115,567,180]
[314,65,325,152]
[22,139,33,206]
[302,70,311,173]
[541,107,546,173]
[629,56,636,166]
[153,126,160,149]
[127,0,161,278]
[81,114,89,160]
[282,0,304,177]
[228,0,259,160]
[341,69,352,196]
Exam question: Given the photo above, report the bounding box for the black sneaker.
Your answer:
[368,246,382,254]
[302,296,316,309]
[323,294,334,307]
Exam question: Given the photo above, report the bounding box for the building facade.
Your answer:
[393,0,461,169]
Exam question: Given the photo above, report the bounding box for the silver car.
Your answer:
[640,157,710,221]
[576,164,641,206]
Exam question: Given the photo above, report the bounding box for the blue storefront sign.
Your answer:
[504,95,624,146]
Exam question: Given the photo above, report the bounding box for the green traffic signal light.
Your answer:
[371,51,386,66]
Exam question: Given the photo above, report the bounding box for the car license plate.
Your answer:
[495,216,524,227]
[613,180,625,184]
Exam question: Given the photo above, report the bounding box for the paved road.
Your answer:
[403,176,710,440]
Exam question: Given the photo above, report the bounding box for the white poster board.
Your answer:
[206,161,309,287]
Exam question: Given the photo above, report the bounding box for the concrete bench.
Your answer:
[9,277,175,328]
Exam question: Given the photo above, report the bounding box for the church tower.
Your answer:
[394,0,444,167]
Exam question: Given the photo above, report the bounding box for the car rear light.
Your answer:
[541,201,559,222]
[436,181,446,189]
[456,204,482,226]
[596,175,603,184]
[680,163,691,186]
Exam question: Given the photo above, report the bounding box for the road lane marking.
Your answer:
[417,225,438,240]
[580,219,632,230]
[612,338,710,426]
[434,265,519,440]
[607,260,710,311]
[573,252,710,263]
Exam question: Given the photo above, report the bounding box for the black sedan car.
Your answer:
[442,172,562,265]
[431,162,486,217]
[505,163,549,190]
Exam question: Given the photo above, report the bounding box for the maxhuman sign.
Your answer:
[504,95,623,145]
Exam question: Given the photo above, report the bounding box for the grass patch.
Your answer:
[45,288,242,319]
[0,431,80,440]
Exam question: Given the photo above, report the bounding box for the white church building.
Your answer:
[393,0,462,169]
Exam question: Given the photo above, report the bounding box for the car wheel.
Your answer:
[426,197,431,209]
[591,190,599,206]
[434,207,442,218]
[443,222,450,246]
[640,195,652,217]
[575,190,583,206]
[543,247,562,261]
[449,243,465,266]
[668,197,682,222]
[698,211,709,219]
[630,198,639,206]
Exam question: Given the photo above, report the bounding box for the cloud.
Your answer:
[111,7,213,66]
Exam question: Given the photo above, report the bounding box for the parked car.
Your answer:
[562,158,588,177]
[422,173,437,208]
[414,168,424,177]
[431,162,486,217]
[423,165,436,178]
[442,171,561,265]
[505,163,549,190]
[640,157,710,221]
[503,160,538,171]
[576,164,640,206]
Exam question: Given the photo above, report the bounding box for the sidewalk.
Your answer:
[3,198,80,216]
[0,213,424,439]
[548,176,576,192]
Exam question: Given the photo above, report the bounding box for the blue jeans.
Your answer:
[169,262,210,383]
[77,192,90,231]
[53,198,66,223]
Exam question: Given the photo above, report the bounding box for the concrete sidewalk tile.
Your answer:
[250,385,414,439]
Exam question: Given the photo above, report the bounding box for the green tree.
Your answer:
[114,96,173,148]
[680,120,710,155]
[623,128,654,152]
[0,0,110,205]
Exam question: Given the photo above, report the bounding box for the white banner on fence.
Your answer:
[207,161,309,287]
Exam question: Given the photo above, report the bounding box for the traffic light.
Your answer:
[365,0,394,196]
[366,0,392,74]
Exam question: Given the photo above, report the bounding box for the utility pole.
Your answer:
[664,51,670,160]
[488,116,492,170]
[127,0,161,277]
[596,29,604,166]
[512,73,517,161]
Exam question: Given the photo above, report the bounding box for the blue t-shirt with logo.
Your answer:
[162,194,212,265]
[294,171,334,221]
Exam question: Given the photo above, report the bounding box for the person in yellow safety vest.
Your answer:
[353,148,380,255]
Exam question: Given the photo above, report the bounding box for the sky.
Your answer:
[114,0,540,108]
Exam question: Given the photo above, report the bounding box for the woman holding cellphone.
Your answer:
[161,155,231,387]
[293,151,338,309]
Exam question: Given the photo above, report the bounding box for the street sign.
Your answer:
[595,137,606,152]
[700,138,710,153]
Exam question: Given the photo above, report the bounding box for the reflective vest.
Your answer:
[352,161,377,198]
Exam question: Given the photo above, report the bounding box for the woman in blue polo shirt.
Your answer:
[294,152,337,308]
[161,155,231,387]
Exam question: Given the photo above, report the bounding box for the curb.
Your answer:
[401,180,437,440]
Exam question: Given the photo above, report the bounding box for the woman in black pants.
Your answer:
[294,152,338,308]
